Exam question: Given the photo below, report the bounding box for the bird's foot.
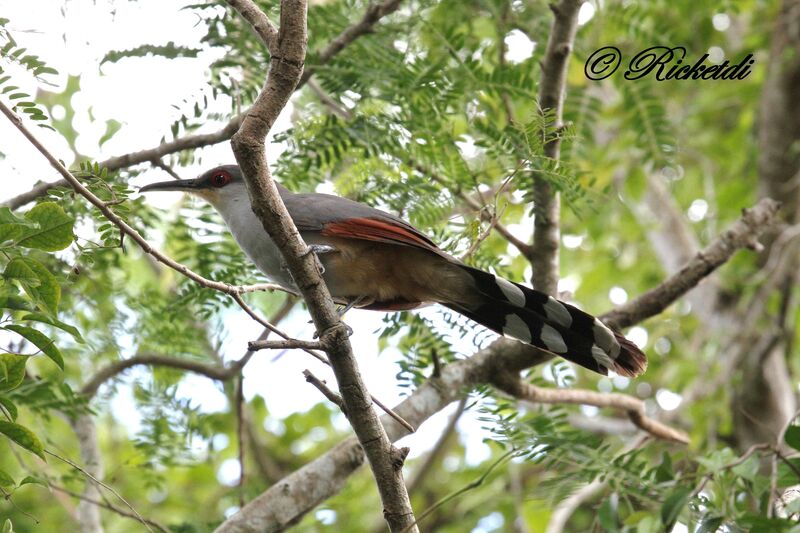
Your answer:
[312,322,354,339]
[307,244,337,274]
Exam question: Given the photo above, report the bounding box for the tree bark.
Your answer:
[732,0,800,451]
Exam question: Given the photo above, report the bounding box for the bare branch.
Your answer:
[421,162,533,257]
[50,485,169,533]
[303,369,345,409]
[249,338,324,351]
[601,198,781,329]
[228,0,279,51]
[80,353,236,398]
[493,374,688,443]
[226,0,417,530]
[308,77,353,120]
[530,0,583,295]
[45,449,153,533]
[71,414,105,533]
[80,296,297,400]
[300,0,404,85]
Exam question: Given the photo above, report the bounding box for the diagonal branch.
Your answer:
[225,1,417,531]
[601,198,780,329]
[213,197,778,531]
[492,373,689,443]
[531,0,584,295]
[2,0,407,210]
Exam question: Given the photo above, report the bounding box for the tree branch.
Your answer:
[493,374,688,443]
[50,485,169,533]
[299,0,404,85]
[228,0,279,51]
[226,1,417,530]
[71,414,105,533]
[249,338,324,351]
[303,369,345,409]
[601,198,780,329]
[80,353,238,398]
[82,295,297,399]
[2,0,407,210]
[530,0,583,295]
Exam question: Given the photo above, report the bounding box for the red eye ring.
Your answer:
[211,171,232,188]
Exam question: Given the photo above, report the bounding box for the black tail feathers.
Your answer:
[447,265,647,377]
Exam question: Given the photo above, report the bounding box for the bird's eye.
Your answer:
[211,171,232,188]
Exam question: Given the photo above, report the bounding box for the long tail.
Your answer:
[443,265,647,377]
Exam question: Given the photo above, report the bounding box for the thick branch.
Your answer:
[228,0,279,51]
[530,0,583,295]
[2,0,406,210]
[71,414,105,533]
[226,0,416,530]
[601,198,780,329]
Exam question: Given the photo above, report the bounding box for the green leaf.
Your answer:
[598,496,618,532]
[0,469,14,488]
[660,487,691,526]
[0,396,18,420]
[0,354,27,391]
[18,202,74,251]
[732,454,760,483]
[18,475,46,487]
[777,457,800,485]
[0,207,32,244]
[784,426,800,452]
[4,325,63,370]
[0,420,45,460]
[2,518,13,533]
[698,516,725,533]
[654,451,674,482]
[21,312,84,343]
[4,257,60,315]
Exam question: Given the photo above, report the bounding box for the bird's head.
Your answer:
[139,164,249,211]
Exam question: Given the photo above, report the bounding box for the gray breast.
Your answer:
[217,201,298,291]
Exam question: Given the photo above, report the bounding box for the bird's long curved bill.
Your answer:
[139,179,201,193]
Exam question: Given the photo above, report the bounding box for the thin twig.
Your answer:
[50,485,169,533]
[149,158,185,181]
[45,449,154,533]
[400,449,517,533]
[303,369,345,409]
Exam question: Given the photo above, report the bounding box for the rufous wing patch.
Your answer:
[321,217,439,253]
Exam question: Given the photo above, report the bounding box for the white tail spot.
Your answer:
[502,314,532,343]
[544,297,573,328]
[593,318,620,358]
[495,277,526,307]
[591,344,615,372]
[541,324,568,354]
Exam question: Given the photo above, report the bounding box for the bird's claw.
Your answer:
[307,244,336,274]
[311,321,354,339]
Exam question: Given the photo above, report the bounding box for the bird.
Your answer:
[140,164,647,377]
